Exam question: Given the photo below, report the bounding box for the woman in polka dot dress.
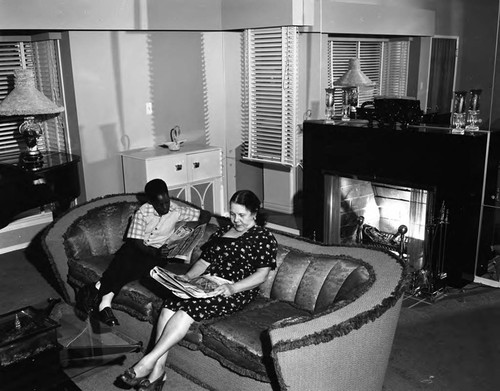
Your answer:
[118,190,277,391]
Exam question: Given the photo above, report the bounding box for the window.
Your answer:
[0,34,68,161]
[242,27,299,167]
[327,37,410,116]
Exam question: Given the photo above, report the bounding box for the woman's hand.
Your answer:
[212,267,271,298]
[213,283,235,297]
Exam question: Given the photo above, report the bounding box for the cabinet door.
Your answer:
[188,181,215,212]
[170,186,187,202]
[146,155,188,187]
[187,150,221,182]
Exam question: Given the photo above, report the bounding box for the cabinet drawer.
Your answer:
[187,150,221,182]
[146,156,187,186]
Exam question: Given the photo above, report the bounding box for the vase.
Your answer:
[465,89,482,131]
[325,88,336,123]
[341,87,358,121]
[452,90,467,133]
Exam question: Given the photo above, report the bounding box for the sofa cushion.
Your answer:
[268,249,370,313]
[67,254,159,320]
[68,254,113,284]
[258,246,289,298]
[199,297,310,381]
[113,280,161,321]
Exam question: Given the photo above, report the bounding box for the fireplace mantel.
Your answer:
[302,120,500,287]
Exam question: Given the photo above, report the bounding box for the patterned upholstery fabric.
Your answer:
[43,194,406,390]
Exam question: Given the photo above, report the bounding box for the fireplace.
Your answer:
[324,175,431,270]
[302,120,500,288]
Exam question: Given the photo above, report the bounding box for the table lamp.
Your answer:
[0,68,64,168]
[333,58,374,121]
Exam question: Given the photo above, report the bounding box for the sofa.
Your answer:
[42,193,408,391]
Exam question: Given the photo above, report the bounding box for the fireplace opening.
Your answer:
[324,174,436,276]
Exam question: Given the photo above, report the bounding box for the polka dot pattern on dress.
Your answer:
[163,225,277,322]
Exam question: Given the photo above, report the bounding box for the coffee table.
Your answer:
[0,300,143,391]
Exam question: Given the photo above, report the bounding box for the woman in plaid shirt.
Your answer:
[76,179,211,326]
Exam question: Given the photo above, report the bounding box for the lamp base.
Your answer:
[18,117,44,170]
[20,151,43,170]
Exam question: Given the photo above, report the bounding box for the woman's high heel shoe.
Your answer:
[118,367,150,388]
[137,373,167,391]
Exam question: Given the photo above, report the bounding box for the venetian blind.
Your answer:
[0,37,67,160]
[381,40,410,97]
[242,27,299,167]
[328,38,409,116]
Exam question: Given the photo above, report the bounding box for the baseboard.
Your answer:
[267,222,300,236]
[262,201,294,214]
[0,211,53,255]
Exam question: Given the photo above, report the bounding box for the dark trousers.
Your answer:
[99,241,165,296]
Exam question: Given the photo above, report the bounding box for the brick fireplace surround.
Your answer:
[302,120,500,287]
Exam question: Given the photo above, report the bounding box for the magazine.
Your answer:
[150,266,233,299]
[160,223,206,261]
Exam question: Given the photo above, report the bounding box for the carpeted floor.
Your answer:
[2,246,500,390]
[384,285,500,391]
[0,248,207,391]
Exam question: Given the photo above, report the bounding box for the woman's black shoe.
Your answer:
[137,372,167,391]
[98,307,120,326]
[118,367,150,388]
[75,283,100,315]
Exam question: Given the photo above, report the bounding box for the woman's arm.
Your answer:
[178,258,210,281]
[213,267,271,297]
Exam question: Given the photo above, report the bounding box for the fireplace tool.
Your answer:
[412,201,449,300]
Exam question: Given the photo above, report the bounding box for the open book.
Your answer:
[150,266,233,299]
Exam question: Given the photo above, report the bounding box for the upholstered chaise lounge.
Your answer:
[42,193,407,391]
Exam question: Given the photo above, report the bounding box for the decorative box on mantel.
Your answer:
[121,144,224,214]
[302,120,500,288]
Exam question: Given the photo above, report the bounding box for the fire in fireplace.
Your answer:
[324,175,431,271]
[303,120,500,289]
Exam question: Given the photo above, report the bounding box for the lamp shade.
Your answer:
[334,58,374,87]
[0,68,64,116]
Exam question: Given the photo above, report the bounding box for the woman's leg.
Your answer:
[143,308,177,382]
[131,308,194,379]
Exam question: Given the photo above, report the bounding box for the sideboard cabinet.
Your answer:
[121,145,224,214]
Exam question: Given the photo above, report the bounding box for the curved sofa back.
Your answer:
[64,201,139,260]
[63,198,371,314]
[268,233,407,391]
[42,194,143,303]
[62,198,216,264]
[259,247,371,313]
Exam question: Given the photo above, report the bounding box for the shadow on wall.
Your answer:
[293,190,303,217]
[148,32,206,147]
[234,145,263,200]
[81,122,125,195]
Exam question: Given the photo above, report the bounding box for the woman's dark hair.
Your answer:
[230,190,267,226]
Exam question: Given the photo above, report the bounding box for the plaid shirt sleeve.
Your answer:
[175,203,200,222]
[126,208,146,240]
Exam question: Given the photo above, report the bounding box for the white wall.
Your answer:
[307,0,435,36]
[0,0,310,31]
[69,31,208,199]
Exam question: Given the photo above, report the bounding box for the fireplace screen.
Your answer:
[324,175,434,272]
